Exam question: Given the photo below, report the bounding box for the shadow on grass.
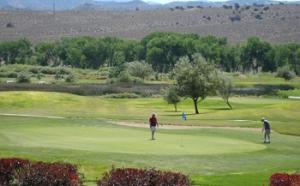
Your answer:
[161,111,215,117]
[208,107,232,111]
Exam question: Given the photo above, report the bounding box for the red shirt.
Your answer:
[149,117,157,127]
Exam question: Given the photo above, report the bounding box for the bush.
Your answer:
[65,74,75,83]
[16,73,31,83]
[40,67,70,75]
[118,71,132,83]
[6,22,14,28]
[97,168,190,186]
[0,158,30,185]
[0,72,18,78]
[19,162,82,186]
[28,67,40,74]
[101,93,140,98]
[0,158,82,186]
[126,61,153,80]
[230,15,241,22]
[270,173,300,186]
[276,66,296,81]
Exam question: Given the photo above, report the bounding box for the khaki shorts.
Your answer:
[150,126,156,132]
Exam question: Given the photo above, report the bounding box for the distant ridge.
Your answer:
[0,0,300,10]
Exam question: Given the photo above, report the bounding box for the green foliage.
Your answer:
[218,74,234,109]
[118,70,132,82]
[126,61,153,80]
[101,93,140,98]
[0,39,32,65]
[173,54,220,114]
[241,37,272,73]
[163,86,181,112]
[16,73,31,83]
[0,33,299,75]
[276,66,296,81]
[277,89,300,98]
[65,74,75,83]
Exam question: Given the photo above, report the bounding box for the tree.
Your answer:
[0,39,32,65]
[241,37,272,73]
[295,48,300,75]
[163,86,181,112]
[218,75,234,109]
[35,42,60,66]
[173,54,219,114]
[126,61,153,80]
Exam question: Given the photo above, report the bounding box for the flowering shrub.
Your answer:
[97,168,190,186]
[0,158,30,185]
[270,173,300,186]
[0,158,82,186]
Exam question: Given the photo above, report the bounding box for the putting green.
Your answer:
[2,124,265,156]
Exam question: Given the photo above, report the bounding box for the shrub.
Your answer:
[230,15,241,22]
[118,71,132,83]
[270,173,300,186]
[36,72,43,80]
[16,73,31,83]
[28,67,40,74]
[55,72,62,80]
[255,14,263,20]
[19,162,82,186]
[101,93,140,98]
[6,22,14,28]
[0,158,30,185]
[126,61,153,80]
[0,72,18,78]
[97,168,190,186]
[65,74,75,83]
[276,66,296,81]
[0,158,82,186]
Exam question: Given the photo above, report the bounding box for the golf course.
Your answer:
[0,91,300,185]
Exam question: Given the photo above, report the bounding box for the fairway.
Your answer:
[0,91,300,185]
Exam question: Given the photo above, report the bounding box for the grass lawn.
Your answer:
[0,91,299,185]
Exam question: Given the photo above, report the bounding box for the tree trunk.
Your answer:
[193,98,199,114]
[226,99,232,110]
[174,104,177,112]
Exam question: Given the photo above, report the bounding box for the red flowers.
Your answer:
[270,173,300,186]
[98,167,190,186]
[0,158,82,186]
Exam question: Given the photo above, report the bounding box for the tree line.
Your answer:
[0,32,300,74]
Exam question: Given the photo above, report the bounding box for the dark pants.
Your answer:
[264,129,271,143]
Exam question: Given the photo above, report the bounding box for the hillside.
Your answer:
[0,4,300,43]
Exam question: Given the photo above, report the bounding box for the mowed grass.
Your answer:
[0,91,299,135]
[0,91,300,185]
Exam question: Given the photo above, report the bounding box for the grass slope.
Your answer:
[0,91,299,185]
[0,116,300,185]
[0,91,299,135]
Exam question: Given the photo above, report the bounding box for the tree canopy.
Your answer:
[173,54,220,114]
[0,33,300,75]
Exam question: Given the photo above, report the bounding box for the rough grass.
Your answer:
[0,91,299,135]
